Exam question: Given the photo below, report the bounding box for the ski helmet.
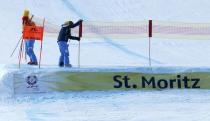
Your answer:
[23,10,29,17]
[62,21,73,27]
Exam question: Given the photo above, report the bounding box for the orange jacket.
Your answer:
[22,16,35,26]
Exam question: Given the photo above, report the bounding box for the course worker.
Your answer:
[57,19,83,67]
[22,10,38,65]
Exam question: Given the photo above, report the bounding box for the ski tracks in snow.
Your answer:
[60,0,163,65]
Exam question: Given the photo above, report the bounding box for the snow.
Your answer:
[0,0,210,121]
[1,90,210,121]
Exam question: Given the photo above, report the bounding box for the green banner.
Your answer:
[47,72,210,91]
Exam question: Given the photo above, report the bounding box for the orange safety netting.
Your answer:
[31,16,210,40]
[153,20,210,40]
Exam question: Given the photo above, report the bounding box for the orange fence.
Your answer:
[26,16,210,67]
[32,17,210,40]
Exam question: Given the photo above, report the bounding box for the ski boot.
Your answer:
[28,61,38,65]
[65,64,72,68]
[59,62,64,67]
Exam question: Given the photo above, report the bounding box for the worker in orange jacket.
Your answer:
[22,10,38,65]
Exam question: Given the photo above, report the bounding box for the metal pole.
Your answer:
[39,18,45,69]
[10,36,23,57]
[149,37,151,67]
[18,39,24,68]
[148,20,152,67]
[39,40,43,69]
[78,40,81,68]
[78,21,82,68]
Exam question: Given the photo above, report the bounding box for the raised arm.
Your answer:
[69,19,83,28]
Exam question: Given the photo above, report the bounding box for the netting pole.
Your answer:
[149,20,152,67]
[39,40,43,69]
[18,39,24,68]
[24,43,27,63]
[21,40,27,63]
[39,18,45,69]
[78,41,81,68]
[149,37,151,66]
[78,21,83,68]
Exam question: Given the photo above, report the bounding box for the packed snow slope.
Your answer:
[1,0,210,67]
[0,1,210,121]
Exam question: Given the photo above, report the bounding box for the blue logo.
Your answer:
[26,75,38,88]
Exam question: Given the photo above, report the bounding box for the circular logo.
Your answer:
[26,75,38,86]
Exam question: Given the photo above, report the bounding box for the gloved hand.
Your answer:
[77,38,81,41]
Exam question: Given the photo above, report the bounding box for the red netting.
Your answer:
[29,17,210,40]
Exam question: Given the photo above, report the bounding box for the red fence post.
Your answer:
[149,20,152,37]
[78,21,83,68]
[79,21,83,38]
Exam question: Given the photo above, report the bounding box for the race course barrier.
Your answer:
[12,67,210,93]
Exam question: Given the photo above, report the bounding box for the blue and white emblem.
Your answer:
[26,75,38,88]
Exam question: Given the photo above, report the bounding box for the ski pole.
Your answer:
[10,36,23,57]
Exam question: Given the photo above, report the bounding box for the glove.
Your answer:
[77,38,81,41]
[79,19,83,22]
